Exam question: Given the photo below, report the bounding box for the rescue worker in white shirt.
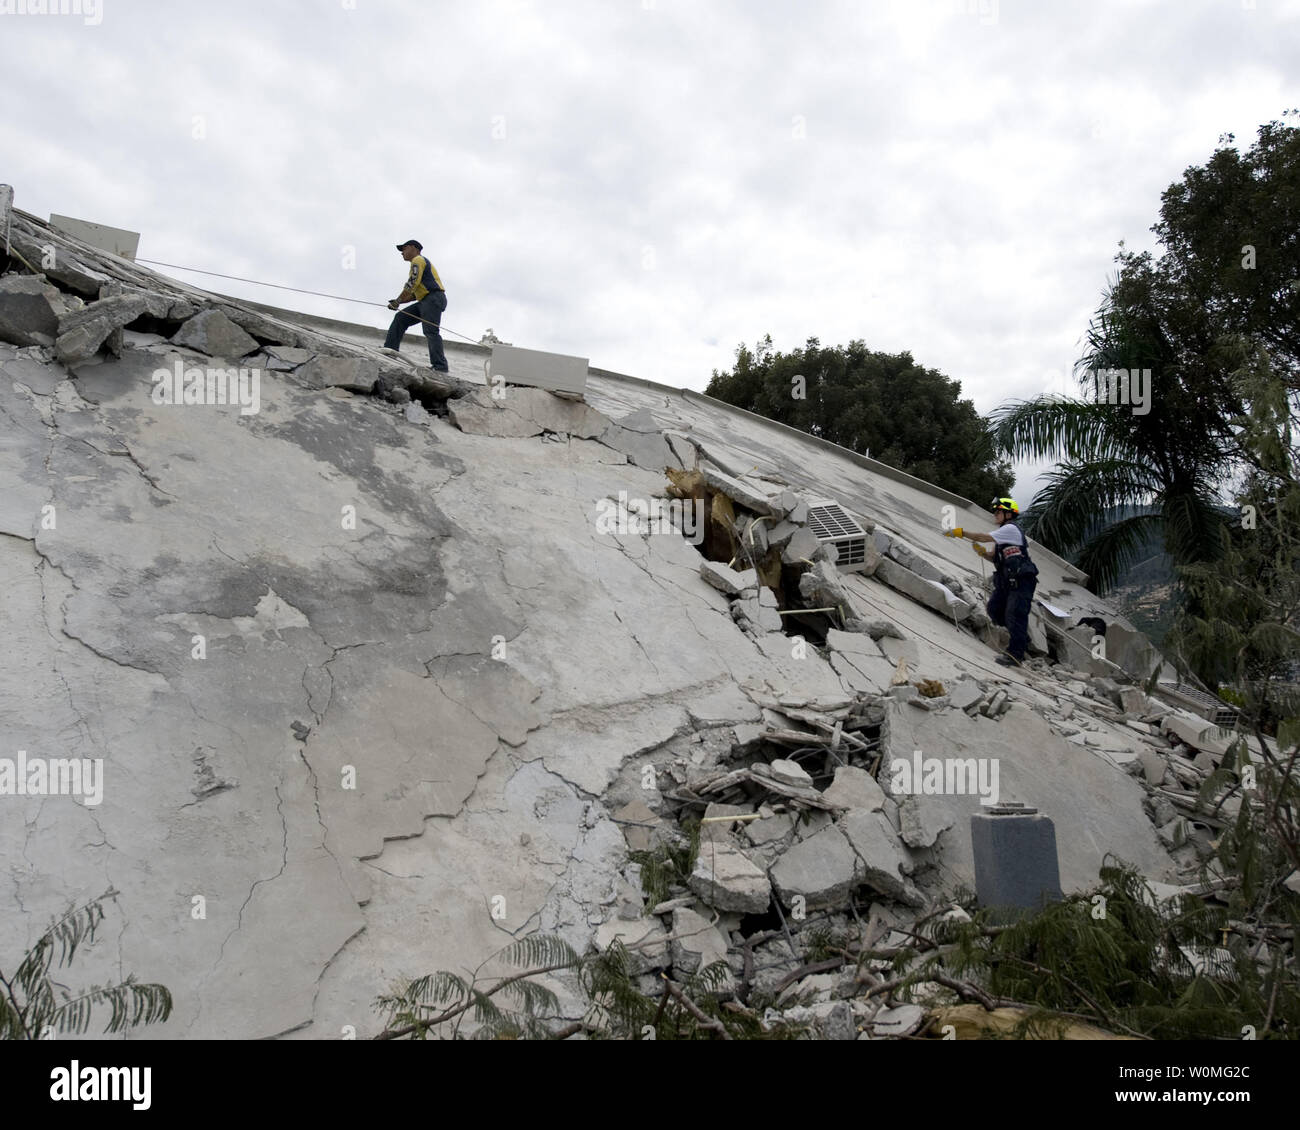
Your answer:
[383,239,449,372]
[944,497,1040,667]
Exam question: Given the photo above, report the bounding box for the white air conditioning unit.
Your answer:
[805,499,870,573]
[1155,683,1240,728]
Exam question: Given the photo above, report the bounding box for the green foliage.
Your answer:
[375,921,809,1040]
[993,112,1300,597]
[0,889,172,1040]
[706,335,1012,502]
[374,934,579,1040]
[629,820,700,907]
[899,854,1298,1039]
[1166,340,1300,717]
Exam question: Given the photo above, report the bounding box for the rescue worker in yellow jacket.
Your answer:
[384,239,448,372]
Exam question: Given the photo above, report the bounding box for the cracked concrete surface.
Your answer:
[1,262,1177,1036]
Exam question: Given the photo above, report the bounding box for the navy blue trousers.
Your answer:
[384,290,448,371]
[987,577,1037,660]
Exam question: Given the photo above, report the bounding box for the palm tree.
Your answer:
[991,254,1241,593]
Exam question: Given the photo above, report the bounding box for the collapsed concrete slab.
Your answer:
[884,702,1176,894]
[0,273,66,346]
[449,384,610,438]
[839,809,924,906]
[54,289,171,363]
[873,556,973,622]
[770,825,860,909]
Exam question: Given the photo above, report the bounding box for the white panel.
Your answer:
[489,343,589,396]
[49,213,141,261]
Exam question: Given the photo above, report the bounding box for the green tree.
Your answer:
[993,113,1300,594]
[1169,341,1300,728]
[0,889,173,1039]
[706,335,1011,503]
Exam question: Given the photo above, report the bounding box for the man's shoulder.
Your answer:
[991,524,1024,546]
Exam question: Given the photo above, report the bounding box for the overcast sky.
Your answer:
[5,0,1298,498]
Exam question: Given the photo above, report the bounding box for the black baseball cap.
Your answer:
[396,239,423,251]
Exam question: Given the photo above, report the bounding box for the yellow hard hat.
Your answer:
[990,497,1019,515]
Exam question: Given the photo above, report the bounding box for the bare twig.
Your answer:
[662,977,732,1040]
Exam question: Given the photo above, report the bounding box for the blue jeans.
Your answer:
[384,289,448,371]
[987,577,1037,660]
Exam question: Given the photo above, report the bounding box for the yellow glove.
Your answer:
[944,527,964,539]
[973,542,989,558]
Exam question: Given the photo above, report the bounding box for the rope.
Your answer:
[133,257,482,343]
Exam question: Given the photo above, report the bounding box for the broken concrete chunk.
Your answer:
[768,758,813,788]
[1161,714,1233,756]
[872,1003,924,1038]
[744,811,796,846]
[948,678,984,712]
[612,799,662,853]
[825,628,886,659]
[403,399,433,424]
[1137,748,1169,787]
[214,304,303,347]
[821,765,886,812]
[170,308,259,358]
[767,519,799,549]
[599,421,675,470]
[700,802,753,841]
[688,841,771,914]
[669,907,731,977]
[296,354,380,393]
[699,560,755,596]
[839,809,924,905]
[0,274,66,346]
[266,345,316,367]
[886,540,944,584]
[732,596,782,633]
[54,290,171,363]
[874,556,974,621]
[593,917,669,973]
[5,229,108,293]
[700,466,782,517]
[782,527,822,566]
[898,794,954,848]
[770,825,860,910]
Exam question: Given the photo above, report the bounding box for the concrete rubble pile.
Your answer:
[0,201,1269,1039]
[566,464,1271,1039]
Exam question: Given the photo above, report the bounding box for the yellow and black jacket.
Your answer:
[405,255,444,300]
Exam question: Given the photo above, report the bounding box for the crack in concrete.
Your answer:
[186,782,291,1037]
[75,435,175,498]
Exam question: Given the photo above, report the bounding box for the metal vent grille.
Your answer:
[806,501,869,573]
[1156,683,1239,727]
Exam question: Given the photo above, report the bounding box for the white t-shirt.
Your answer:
[990,522,1030,571]
[990,523,1027,552]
